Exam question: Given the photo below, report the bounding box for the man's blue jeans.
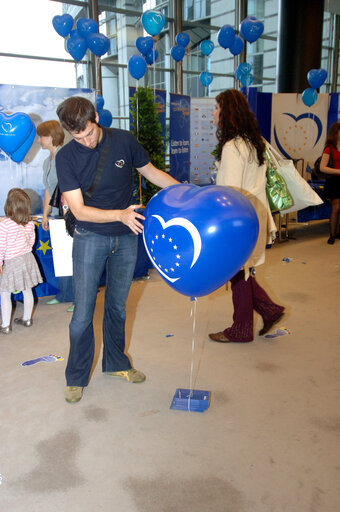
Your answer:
[65,227,138,386]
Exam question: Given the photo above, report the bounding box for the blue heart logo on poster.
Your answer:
[143,184,259,297]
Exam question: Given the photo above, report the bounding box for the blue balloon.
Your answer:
[176,32,190,48]
[52,14,74,38]
[142,184,259,298]
[307,69,327,89]
[170,45,185,62]
[235,62,252,80]
[128,54,147,80]
[141,10,165,36]
[87,33,110,56]
[69,29,80,39]
[217,25,235,49]
[76,17,99,39]
[229,35,244,56]
[239,16,264,43]
[239,73,254,87]
[302,88,318,107]
[66,35,87,61]
[200,72,213,87]
[96,94,104,111]
[145,48,158,65]
[0,112,33,155]
[200,40,214,56]
[11,124,36,163]
[136,36,154,55]
[98,109,112,127]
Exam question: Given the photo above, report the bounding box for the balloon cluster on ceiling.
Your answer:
[52,14,110,61]
[128,11,264,88]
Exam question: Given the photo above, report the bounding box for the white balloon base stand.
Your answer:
[169,298,211,413]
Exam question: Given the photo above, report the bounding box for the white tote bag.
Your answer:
[266,143,323,213]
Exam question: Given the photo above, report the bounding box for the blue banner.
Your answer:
[169,93,190,182]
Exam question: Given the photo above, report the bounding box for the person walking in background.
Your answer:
[36,120,74,311]
[319,121,340,244]
[56,96,179,403]
[0,188,43,334]
[208,89,284,344]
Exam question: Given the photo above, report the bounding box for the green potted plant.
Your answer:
[130,86,166,204]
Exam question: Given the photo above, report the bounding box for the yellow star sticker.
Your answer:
[37,239,52,255]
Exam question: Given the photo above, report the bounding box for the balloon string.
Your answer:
[153,41,157,99]
[188,297,197,411]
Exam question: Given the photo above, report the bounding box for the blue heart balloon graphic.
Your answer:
[76,17,99,39]
[128,54,147,80]
[141,10,165,36]
[200,72,213,87]
[217,25,235,49]
[239,16,264,43]
[229,35,245,56]
[52,14,74,38]
[66,36,87,61]
[136,36,154,55]
[87,33,110,56]
[11,124,36,163]
[200,40,214,56]
[96,94,104,112]
[98,109,112,128]
[143,184,259,298]
[145,48,158,65]
[301,88,318,107]
[170,45,185,62]
[307,69,327,89]
[176,32,190,48]
[0,112,33,155]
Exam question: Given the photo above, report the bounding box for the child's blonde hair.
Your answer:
[4,188,32,225]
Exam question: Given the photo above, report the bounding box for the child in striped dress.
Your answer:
[0,188,43,334]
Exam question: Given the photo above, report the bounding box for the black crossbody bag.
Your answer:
[50,128,112,237]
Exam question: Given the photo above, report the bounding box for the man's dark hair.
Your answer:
[56,96,96,133]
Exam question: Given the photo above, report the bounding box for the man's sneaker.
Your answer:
[106,368,146,383]
[65,386,83,403]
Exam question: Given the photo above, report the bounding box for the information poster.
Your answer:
[169,93,190,182]
[189,98,217,185]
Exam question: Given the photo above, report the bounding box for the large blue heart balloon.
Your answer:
[136,36,154,55]
[66,35,87,61]
[87,33,110,56]
[11,124,36,163]
[145,48,158,65]
[307,69,327,89]
[141,10,165,36]
[229,35,245,56]
[76,17,99,39]
[200,40,214,56]
[128,54,147,80]
[217,25,235,49]
[239,16,264,43]
[176,32,190,48]
[302,88,318,107]
[52,14,74,38]
[0,112,33,155]
[98,109,112,127]
[170,45,185,62]
[143,184,259,298]
[200,71,213,87]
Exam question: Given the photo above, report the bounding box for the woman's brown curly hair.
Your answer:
[215,89,265,166]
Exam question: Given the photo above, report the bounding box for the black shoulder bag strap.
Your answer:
[84,127,112,201]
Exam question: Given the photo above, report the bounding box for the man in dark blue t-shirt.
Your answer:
[56,96,178,404]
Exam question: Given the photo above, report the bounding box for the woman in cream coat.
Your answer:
[209,89,284,343]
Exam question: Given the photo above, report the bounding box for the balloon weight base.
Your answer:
[170,388,210,412]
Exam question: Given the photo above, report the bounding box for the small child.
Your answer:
[0,188,43,334]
